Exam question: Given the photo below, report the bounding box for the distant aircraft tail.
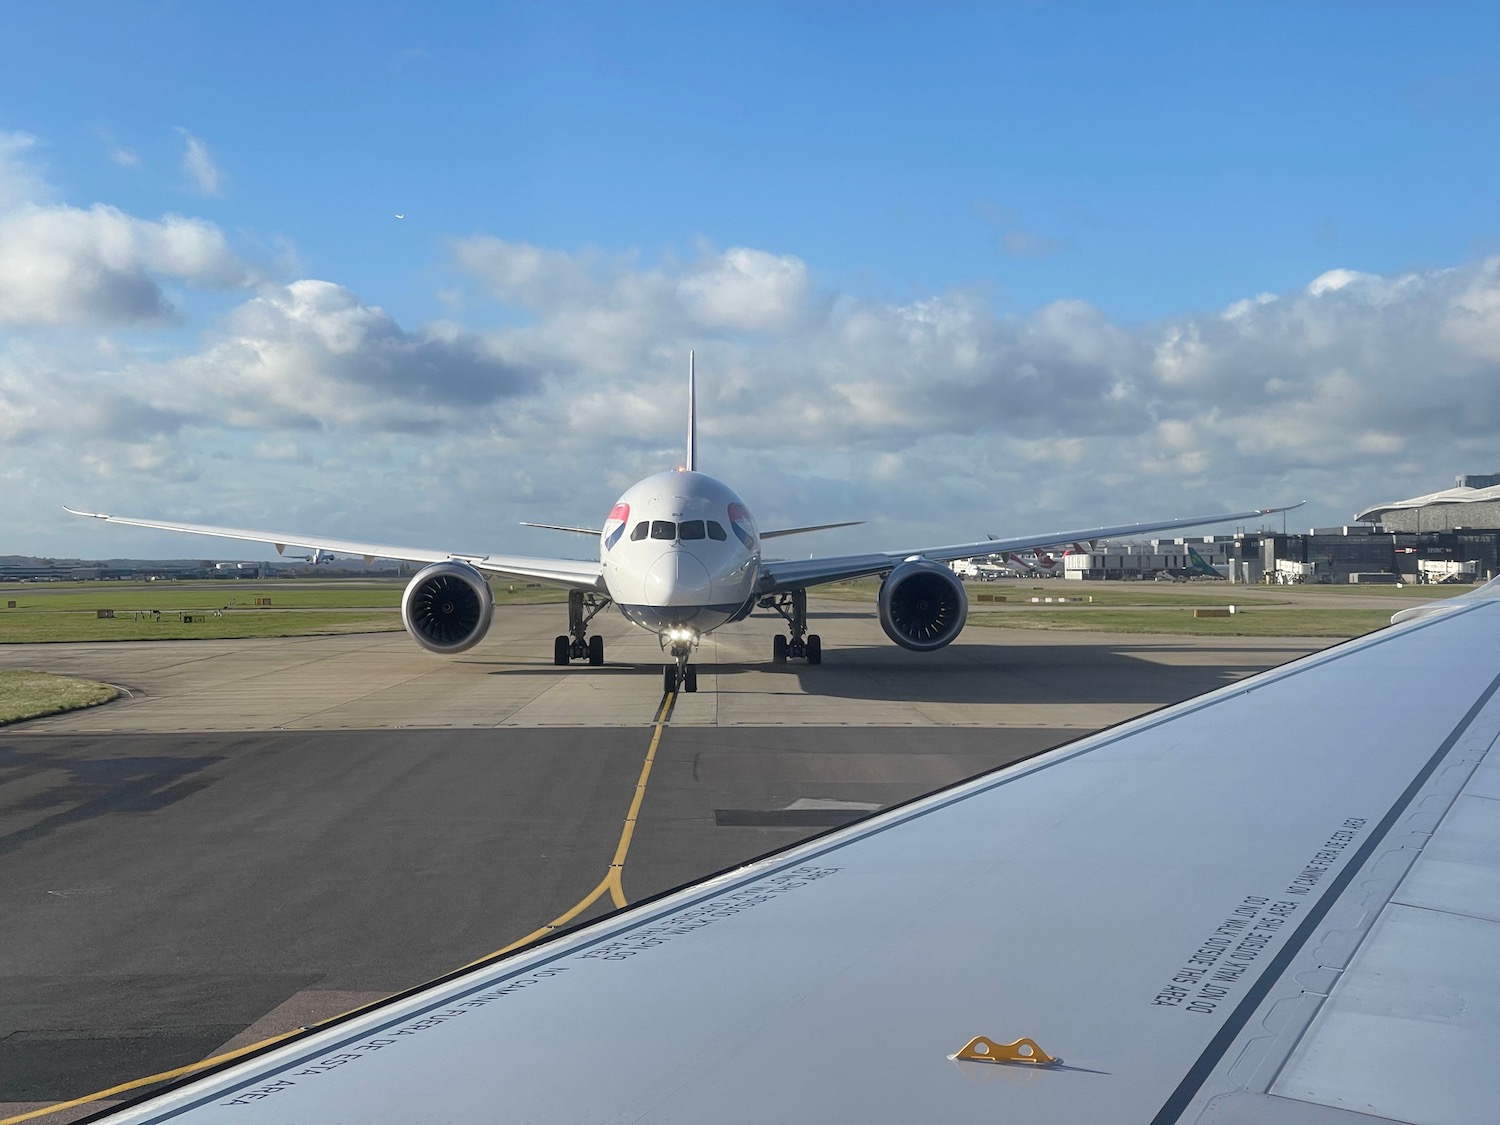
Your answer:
[1186,546,1220,576]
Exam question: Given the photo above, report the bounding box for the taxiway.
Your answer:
[0,601,1322,1120]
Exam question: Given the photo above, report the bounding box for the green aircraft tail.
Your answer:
[1185,546,1220,576]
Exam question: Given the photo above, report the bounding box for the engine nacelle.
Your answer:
[878,560,968,652]
[400,562,495,655]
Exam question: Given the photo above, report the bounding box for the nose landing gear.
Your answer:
[762,589,822,665]
[554,591,611,666]
[663,660,698,694]
[663,646,699,694]
[661,631,699,694]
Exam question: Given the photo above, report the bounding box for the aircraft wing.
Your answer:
[63,508,605,592]
[88,577,1500,1124]
[760,520,864,539]
[758,501,1303,592]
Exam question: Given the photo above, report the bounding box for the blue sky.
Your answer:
[3,3,1499,557]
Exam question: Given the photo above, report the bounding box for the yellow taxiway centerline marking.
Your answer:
[478,687,674,955]
[0,691,678,1125]
[0,1032,309,1124]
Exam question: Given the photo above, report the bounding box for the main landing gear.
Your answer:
[761,589,821,665]
[554,591,611,667]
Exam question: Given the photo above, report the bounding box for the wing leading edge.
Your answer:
[63,508,604,592]
[758,501,1304,593]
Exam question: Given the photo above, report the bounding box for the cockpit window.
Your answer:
[707,521,727,541]
[650,520,677,540]
[630,521,649,541]
[679,520,705,540]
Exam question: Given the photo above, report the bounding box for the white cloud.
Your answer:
[0,203,251,326]
[0,131,50,212]
[452,237,597,311]
[170,279,535,431]
[677,247,807,332]
[431,240,1500,540]
[97,128,140,169]
[9,213,1500,556]
[1443,258,1500,362]
[177,128,226,196]
[0,132,252,327]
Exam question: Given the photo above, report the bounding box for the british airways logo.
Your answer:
[727,502,756,550]
[603,502,629,550]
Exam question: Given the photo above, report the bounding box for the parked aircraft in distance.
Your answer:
[69,356,1301,694]
[1181,544,1227,579]
[1000,541,1091,576]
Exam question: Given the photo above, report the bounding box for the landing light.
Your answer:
[663,626,697,643]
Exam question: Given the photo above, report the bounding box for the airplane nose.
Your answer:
[645,551,712,606]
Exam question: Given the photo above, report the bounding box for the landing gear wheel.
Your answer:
[553,635,570,665]
[765,590,811,667]
[683,665,698,693]
[565,591,612,666]
[663,664,678,694]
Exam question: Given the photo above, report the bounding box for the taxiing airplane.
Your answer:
[68,356,1300,694]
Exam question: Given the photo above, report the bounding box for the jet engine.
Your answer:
[400,562,495,654]
[877,560,968,652]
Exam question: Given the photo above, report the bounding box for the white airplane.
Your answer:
[68,356,1301,695]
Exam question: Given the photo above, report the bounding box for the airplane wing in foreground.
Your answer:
[63,508,605,592]
[758,501,1303,592]
[90,577,1500,1124]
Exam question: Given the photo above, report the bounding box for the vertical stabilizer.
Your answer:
[686,351,697,472]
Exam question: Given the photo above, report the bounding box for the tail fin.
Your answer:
[1187,546,1218,575]
[685,351,697,472]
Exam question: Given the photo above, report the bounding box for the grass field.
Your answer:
[967,607,1392,638]
[819,576,1461,605]
[815,575,1470,638]
[0,574,1472,643]
[0,578,565,643]
[0,669,120,725]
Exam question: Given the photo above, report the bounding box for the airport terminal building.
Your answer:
[1353,472,1500,533]
[1058,473,1500,585]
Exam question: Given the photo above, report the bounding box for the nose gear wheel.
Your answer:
[663,661,698,694]
[662,631,698,693]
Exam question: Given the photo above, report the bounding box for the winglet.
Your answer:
[685,351,697,472]
[64,506,108,519]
